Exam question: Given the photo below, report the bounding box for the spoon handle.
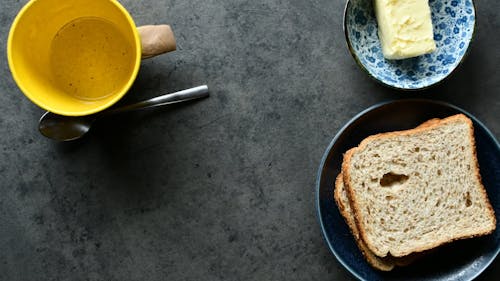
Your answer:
[103,85,209,116]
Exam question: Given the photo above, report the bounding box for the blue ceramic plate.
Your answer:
[316,99,500,280]
[344,0,476,90]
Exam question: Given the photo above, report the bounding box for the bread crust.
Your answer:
[334,173,394,271]
[334,173,423,270]
[342,114,496,257]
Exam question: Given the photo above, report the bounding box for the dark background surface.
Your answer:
[0,0,498,280]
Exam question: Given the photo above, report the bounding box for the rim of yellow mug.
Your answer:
[7,0,142,116]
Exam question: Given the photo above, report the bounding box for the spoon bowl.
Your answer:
[39,113,95,141]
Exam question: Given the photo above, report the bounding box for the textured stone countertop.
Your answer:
[1,0,499,280]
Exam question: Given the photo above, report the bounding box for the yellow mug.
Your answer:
[7,0,176,116]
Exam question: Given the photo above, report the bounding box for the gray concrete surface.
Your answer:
[0,0,499,280]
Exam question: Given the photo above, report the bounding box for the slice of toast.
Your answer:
[334,173,420,271]
[342,114,496,258]
[334,119,436,270]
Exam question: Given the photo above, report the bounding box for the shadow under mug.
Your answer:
[7,0,175,116]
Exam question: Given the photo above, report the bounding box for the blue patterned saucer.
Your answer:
[343,0,476,90]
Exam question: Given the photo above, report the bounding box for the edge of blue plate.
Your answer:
[315,99,500,280]
[342,0,477,91]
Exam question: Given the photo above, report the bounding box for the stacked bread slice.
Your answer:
[334,114,496,271]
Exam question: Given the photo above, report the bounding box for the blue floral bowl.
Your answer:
[344,0,476,90]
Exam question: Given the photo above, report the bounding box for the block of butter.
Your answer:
[374,0,436,60]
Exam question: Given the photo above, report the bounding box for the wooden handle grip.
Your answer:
[138,25,176,59]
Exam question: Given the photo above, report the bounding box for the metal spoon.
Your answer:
[39,85,209,141]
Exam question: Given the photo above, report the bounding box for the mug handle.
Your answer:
[138,25,176,59]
